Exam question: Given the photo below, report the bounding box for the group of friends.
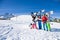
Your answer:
[30,12,51,31]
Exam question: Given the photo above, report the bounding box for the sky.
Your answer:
[0,0,60,18]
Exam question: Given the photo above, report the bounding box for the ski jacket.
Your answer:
[42,16,48,23]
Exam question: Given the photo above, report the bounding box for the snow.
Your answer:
[11,15,32,23]
[50,22,60,28]
[0,15,60,40]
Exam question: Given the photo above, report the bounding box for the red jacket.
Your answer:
[42,16,48,23]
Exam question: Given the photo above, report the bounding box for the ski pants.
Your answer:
[38,20,42,29]
[43,22,48,31]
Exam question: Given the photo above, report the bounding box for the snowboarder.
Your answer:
[42,14,48,31]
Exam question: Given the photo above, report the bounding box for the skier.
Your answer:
[42,14,48,31]
[46,14,51,31]
[30,12,37,29]
[37,15,42,29]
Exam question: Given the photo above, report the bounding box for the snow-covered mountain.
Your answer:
[0,15,60,40]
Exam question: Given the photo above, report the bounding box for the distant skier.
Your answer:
[42,14,48,31]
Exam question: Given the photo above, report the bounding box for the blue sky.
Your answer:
[0,0,60,18]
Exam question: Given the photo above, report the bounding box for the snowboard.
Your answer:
[46,22,51,31]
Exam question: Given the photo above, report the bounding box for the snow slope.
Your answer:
[0,15,60,40]
[11,15,32,23]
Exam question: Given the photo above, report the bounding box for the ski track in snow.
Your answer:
[0,15,60,40]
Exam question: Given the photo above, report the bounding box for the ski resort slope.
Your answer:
[0,15,60,40]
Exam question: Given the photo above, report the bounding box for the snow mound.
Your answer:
[11,15,32,23]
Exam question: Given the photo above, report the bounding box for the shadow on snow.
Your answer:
[50,28,60,32]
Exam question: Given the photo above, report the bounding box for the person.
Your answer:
[30,12,37,29]
[37,15,42,29]
[45,14,51,31]
[42,14,48,31]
